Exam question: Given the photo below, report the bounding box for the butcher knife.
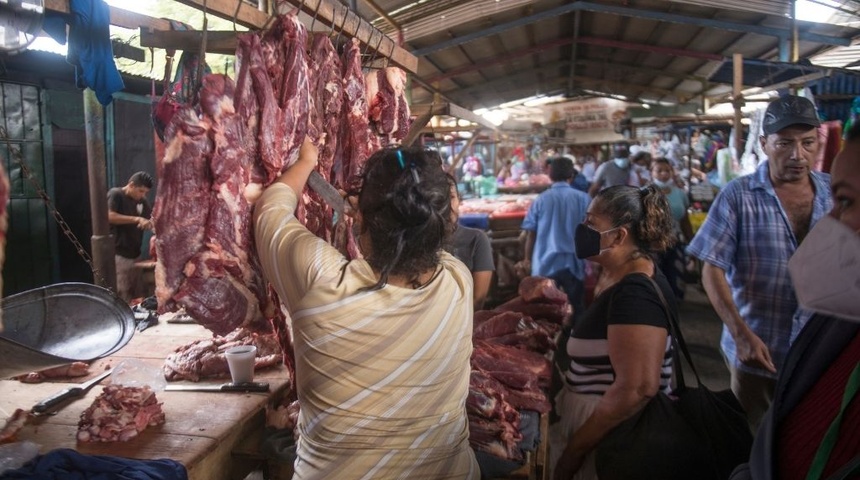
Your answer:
[31,369,112,415]
[164,381,270,393]
[307,170,345,215]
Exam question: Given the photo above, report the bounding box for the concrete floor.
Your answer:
[676,285,731,392]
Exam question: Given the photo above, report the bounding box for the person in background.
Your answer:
[551,185,678,480]
[686,94,833,430]
[107,171,153,302]
[517,156,590,320]
[631,150,653,186]
[588,143,634,197]
[566,154,591,193]
[730,112,860,480]
[254,141,479,479]
[651,157,694,300]
[448,179,495,309]
[580,154,598,184]
[496,159,513,185]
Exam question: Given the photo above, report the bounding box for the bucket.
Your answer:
[0,283,135,378]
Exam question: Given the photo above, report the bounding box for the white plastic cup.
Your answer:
[225,345,257,384]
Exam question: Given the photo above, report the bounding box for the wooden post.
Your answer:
[732,53,744,159]
[84,89,116,290]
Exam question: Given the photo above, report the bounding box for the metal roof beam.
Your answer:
[412,1,852,56]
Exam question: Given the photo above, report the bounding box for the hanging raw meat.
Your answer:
[337,38,373,190]
[367,66,411,145]
[152,107,212,312]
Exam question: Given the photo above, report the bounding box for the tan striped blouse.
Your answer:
[255,183,479,479]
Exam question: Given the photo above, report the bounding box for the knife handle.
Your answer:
[32,387,83,414]
[222,382,270,392]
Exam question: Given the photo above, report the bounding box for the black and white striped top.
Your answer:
[565,271,676,396]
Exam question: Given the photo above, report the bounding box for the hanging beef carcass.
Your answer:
[367,66,411,145]
[254,13,309,185]
[152,107,212,313]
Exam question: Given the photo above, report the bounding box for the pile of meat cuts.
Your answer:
[77,385,165,442]
[151,10,410,377]
[163,327,282,381]
[468,276,568,462]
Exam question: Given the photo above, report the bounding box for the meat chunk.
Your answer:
[518,276,568,304]
[495,297,572,325]
[367,67,410,145]
[163,327,282,381]
[77,385,165,443]
[0,409,29,444]
[15,362,90,383]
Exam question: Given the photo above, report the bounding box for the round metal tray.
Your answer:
[0,283,135,378]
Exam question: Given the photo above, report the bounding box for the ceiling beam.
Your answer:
[411,1,853,57]
[577,36,725,62]
[425,37,575,83]
[576,59,707,83]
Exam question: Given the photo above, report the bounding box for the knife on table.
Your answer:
[164,382,270,393]
[31,369,112,415]
[307,170,345,215]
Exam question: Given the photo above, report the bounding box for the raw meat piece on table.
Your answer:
[519,276,568,304]
[495,296,572,325]
[163,327,282,381]
[77,385,165,442]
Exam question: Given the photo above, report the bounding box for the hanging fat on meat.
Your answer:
[152,107,212,313]
[367,66,411,145]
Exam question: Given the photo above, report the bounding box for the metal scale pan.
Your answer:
[0,283,135,379]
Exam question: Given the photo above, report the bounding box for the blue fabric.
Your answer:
[570,173,590,193]
[521,182,591,281]
[66,0,125,105]
[686,161,832,378]
[664,186,689,226]
[1,448,187,480]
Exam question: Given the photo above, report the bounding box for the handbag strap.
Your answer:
[637,273,704,389]
[805,362,860,480]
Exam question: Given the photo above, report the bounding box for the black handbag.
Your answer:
[595,274,753,480]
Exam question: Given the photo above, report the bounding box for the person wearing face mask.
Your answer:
[729,116,860,480]
[686,95,833,431]
[587,143,635,197]
[651,158,694,300]
[549,185,678,480]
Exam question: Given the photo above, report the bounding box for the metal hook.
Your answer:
[362,29,376,64]
[372,31,385,68]
[384,36,393,68]
[335,3,349,49]
[310,0,321,32]
[231,0,241,32]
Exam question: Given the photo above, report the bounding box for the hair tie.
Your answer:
[396,150,406,169]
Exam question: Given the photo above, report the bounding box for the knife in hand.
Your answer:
[164,382,270,393]
[307,170,345,215]
[31,369,112,415]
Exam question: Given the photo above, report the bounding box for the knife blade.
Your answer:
[164,381,270,393]
[31,369,112,415]
[307,170,345,215]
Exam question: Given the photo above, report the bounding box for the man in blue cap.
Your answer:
[687,95,833,429]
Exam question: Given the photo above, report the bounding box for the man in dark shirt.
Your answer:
[448,182,495,309]
[107,171,153,302]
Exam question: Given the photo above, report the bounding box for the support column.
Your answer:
[84,88,116,290]
[732,53,745,159]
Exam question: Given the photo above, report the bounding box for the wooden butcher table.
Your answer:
[0,322,292,480]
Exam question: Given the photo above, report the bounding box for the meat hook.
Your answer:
[335,3,349,49]
[371,29,385,68]
[231,0,240,32]
[310,0,321,32]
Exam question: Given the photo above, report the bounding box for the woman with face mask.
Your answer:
[729,118,860,480]
[550,185,677,480]
[650,157,694,300]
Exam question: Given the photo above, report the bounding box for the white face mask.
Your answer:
[614,158,630,169]
[788,215,860,323]
[652,178,673,188]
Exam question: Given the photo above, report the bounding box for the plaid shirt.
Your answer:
[687,161,832,378]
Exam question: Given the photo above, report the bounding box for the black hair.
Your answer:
[594,185,676,255]
[548,156,574,182]
[612,142,630,159]
[352,146,454,290]
[129,171,154,189]
[632,151,652,165]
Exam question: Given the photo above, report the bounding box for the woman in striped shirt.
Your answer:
[550,185,678,480]
[255,140,479,479]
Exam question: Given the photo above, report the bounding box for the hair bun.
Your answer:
[392,184,433,227]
